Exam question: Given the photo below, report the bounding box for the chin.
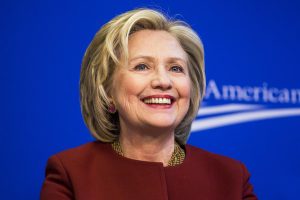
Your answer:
[142,118,178,130]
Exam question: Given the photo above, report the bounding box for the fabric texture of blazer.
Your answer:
[40,141,257,200]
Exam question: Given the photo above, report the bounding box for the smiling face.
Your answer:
[111,30,191,134]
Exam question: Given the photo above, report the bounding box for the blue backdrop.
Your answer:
[1,0,300,199]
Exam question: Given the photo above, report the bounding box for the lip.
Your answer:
[141,94,176,102]
[140,94,176,110]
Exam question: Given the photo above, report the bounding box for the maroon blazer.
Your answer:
[40,141,257,200]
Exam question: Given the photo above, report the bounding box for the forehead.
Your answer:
[128,30,187,61]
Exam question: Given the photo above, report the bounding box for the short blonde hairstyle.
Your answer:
[80,8,205,145]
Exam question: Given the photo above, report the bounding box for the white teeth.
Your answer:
[143,98,171,104]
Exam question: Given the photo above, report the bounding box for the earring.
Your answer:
[108,103,117,113]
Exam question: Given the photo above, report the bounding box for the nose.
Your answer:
[151,67,172,90]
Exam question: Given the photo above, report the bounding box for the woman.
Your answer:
[41,8,257,200]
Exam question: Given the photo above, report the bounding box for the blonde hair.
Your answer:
[80,8,205,145]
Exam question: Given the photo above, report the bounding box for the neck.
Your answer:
[119,125,175,167]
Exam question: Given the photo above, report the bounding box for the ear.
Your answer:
[105,86,114,103]
[107,97,117,114]
[107,94,115,105]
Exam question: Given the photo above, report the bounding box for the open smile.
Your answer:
[141,95,175,107]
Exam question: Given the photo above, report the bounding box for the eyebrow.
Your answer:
[129,56,187,64]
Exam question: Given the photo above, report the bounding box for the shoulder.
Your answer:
[43,141,115,187]
[41,142,116,199]
[184,144,258,199]
[185,144,241,163]
[185,144,245,176]
[54,141,108,158]
[47,141,113,171]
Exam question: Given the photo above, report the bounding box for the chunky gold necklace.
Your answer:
[111,140,185,166]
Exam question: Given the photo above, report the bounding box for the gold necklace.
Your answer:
[111,140,185,166]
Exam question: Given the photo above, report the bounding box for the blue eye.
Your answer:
[134,64,148,71]
[170,65,184,73]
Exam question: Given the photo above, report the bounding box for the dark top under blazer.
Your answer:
[40,141,257,200]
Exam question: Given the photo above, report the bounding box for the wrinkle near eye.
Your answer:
[134,63,149,71]
[170,65,184,73]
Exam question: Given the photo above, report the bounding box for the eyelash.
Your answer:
[133,63,149,71]
[133,63,185,73]
[170,65,184,73]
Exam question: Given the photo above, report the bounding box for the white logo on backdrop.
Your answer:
[191,80,300,131]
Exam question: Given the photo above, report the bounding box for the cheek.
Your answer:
[178,78,192,100]
[177,78,192,117]
[112,72,143,107]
